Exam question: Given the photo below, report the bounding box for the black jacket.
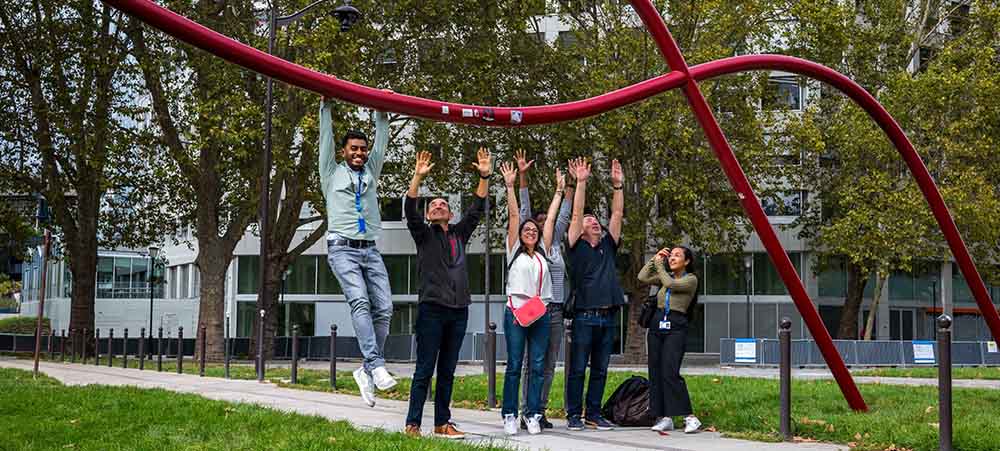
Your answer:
[405,194,485,308]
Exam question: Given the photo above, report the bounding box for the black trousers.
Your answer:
[647,310,692,417]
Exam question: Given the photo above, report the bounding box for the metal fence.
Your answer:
[720,338,1000,367]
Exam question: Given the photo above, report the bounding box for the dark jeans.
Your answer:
[647,310,693,417]
[405,302,468,427]
[521,303,564,413]
[565,310,617,419]
[503,308,550,417]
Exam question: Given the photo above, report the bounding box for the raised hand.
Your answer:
[514,149,535,174]
[655,247,669,262]
[414,151,434,178]
[499,161,518,187]
[574,157,592,181]
[611,159,624,187]
[554,167,565,192]
[471,147,493,178]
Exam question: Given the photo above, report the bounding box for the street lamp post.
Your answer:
[258,0,361,372]
[744,254,753,338]
[148,246,160,357]
[931,275,938,339]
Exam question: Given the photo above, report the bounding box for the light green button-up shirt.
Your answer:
[318,100,389,241]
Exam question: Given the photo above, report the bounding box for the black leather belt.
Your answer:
[330,238,376,249]
[579,307,617,316]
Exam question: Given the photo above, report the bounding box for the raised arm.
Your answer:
[567,157,590,248]
[543,168,565,252]
[405,151,434,243]
[453,148,493,242]
[608,159,624,244]
[318,99,336,191]
[368,110,389,177]
[500,161,519,252]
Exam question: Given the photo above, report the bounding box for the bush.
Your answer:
[0,316,50,334]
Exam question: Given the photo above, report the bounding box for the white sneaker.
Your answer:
[353,367,376,407]
[526,414,542,435]
[371,366,397,391]
[504,414,519,436]
[683,415,701,433]
[651,417,674,432]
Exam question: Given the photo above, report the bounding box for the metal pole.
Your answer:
[108,328,114,367]
[932,279,938,339]
[257,309,265,382]
[157,327,164,371]
[330,324,338,389]
[177,326,184,374]
[47,328,54,360]
[123,328,129,368]
[32,230,51,379]
[291,325,299,384]
[82,328,89,364]
[70,329,76,363]
[745,263,752,338]
[779,317,792,441]
[483,177,491,377]
[487,322,497,408]
[139,328,146,370]
[224,314,231,379]
[148,254,155,358]
[94,328,101,366]
[60,329,66,362]
[937,314,953,451]
[199,325,206,377]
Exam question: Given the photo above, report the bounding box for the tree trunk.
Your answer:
[863,271,885,341]
[195,244,230,361]
[838,261,868,340]
[251,263,283,360]
[622,241,649,364]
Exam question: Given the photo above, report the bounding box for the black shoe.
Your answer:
[567,416,585,431]
[585,416,615,431]
[540,415,554,429]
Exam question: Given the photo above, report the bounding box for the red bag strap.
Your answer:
[534,253,544,296]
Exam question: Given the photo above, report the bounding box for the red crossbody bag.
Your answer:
[508,253,546,327]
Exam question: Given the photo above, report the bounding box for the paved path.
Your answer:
[3,359,846,451]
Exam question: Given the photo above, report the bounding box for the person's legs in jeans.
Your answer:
[540,306,563,411]
[328,243,382,374]
[433,307,468,427]
[524,311,551,417]
[565,314,596,419]
[502,309,527,418]
[362,247,393,370]
[405,303,444,427]
[584,315,615,420]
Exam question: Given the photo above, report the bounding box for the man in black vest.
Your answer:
[403,149,492,439]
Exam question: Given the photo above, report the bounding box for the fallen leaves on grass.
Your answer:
[793,436,819,442]
[705,426,718,432]
[799,416,827,426]
[924,405,934,414]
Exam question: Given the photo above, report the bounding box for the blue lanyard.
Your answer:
[663,271,685,319]
[353,167,366,233]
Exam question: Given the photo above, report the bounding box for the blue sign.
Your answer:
[734,338,757,363]
[912,340,935,364]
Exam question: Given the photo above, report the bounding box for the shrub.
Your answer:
[0,316,50,334]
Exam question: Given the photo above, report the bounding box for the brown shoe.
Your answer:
[404,424,421,438]
[433,422,466,440]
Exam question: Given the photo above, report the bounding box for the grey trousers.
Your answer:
[520,303,564,414]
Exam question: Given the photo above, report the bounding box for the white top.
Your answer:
[505,241,553,308]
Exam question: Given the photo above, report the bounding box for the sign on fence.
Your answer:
[989,341,998,354]
[913,340,935,364]
[735,338,757,363]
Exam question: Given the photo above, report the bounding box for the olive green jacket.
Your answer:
[637,257,698,312]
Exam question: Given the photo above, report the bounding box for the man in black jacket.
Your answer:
[403,148,492,439]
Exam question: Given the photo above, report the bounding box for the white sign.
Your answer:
[913,340,935,364]
[988,341,998,353]
[734,339,757,363]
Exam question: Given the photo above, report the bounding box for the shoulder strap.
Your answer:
[534,253,544,296]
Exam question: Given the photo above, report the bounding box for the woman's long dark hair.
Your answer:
[673,246,699,318]
[508,219,548,270]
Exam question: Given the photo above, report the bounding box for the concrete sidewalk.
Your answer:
[2,359,846,451]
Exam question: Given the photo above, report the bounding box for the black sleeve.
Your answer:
[454,194,486,243]
[404,195,429,244]
[603,232,619,252]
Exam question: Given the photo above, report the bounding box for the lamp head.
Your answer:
[332,2,361,32]
[148,246,160,260]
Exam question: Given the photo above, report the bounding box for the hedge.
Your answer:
[0,317,51,334]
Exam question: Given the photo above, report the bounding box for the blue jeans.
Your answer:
[503,308,550,417]
[565,311,617,419]
[406,303,468,427]
[326,240,392,373]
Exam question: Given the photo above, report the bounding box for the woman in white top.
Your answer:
[498,160,562,436]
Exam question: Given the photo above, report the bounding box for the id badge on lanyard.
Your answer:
[659,288,671,331]
[353,168,367,233]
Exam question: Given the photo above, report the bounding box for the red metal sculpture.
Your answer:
[104,0,1000,412]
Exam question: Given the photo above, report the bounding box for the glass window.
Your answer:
[390,303,417,334]
[317,256,342,295]
[912,261,938,305]
[191,267,200,297]
[817,256,847,298]
[114,257,132,298]
[132,257,150,299]
[952,270,974,305]
[63,262,72,298]
[408,255,420,294]
[168,266,177,298]
[761,191,806,216]
[277,302,316,336]
[179,264,190,299]
[763,76,802,110]
[754,252,802,295]
[468,254,505,295]
[152,262,165,299]
[237,256,259,295]
[380,197,403,222]
[383,255,408,296]
[889,269,914,300]
[706,254,747,295]
[97,257,114,298]
[236,301,255,337]
[285,255,317,295]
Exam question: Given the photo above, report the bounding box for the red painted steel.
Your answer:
[104,0,1000,411]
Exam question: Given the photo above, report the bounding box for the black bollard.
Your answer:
[487,322,497,409]
[123,328,129,368]
[82,328,89,364]
[60,329,66,362]
[47,328,54,360]
[198,325,206,377]
[779,317,792,441]
[107,328,114,367]
[94,328,101,366]
[291,325,299,384]
[224,315,231,379]
[69,329,76,363]
[176,327,184,374]
[938,315,953,451]
[157,327,164,372]
[329,324,338,389]
[139,328,146,370]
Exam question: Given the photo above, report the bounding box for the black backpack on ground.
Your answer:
[600,375,657,427]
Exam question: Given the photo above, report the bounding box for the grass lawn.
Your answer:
[0,367,507,451]
[855,366,1000,380]
[16,355,1000,451]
